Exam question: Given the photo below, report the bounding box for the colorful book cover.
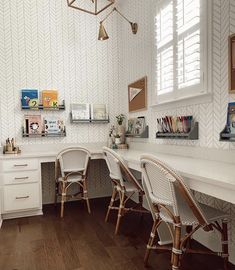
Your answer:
[44,117,64,134]
[227,102,235,133]
[24,115,42,134]
[21,89,39,108]
[41,90,58,108]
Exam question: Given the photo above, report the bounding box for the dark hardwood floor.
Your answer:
[0,198,234,270]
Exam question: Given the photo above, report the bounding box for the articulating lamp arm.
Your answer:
[100,7,138,35]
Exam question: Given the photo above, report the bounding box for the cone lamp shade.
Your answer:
[98,23,109,40]
[130,22,138,34]
[98,7,138,41]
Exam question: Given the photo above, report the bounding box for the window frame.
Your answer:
[153,0,211,106]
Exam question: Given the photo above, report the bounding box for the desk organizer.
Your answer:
[3,138,21,154]
[156,122,199,140]
[125,126,149,138]
[21,100,65,110]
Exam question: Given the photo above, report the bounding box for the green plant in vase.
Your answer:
[116,114,125,126]
[116,114,126,144]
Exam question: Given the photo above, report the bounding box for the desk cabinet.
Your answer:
[0,158,42,219]
[4,183,40,212]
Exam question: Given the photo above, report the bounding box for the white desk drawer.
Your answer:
[3,171,39,185]
[2,159,38,172]
[3,183,40,212]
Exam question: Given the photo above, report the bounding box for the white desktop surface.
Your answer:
[115,149,235,189]
[115,149,235,204]
[0,147,103,160]
[0,143,234,204]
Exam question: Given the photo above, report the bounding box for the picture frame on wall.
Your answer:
[229,34,235,93]
[134,117,146,135]
[128,76,147,112]
[226,102,235,134]
[127,118,136,134]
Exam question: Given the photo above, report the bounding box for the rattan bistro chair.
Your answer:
[103,147,147,235]
[140,154,229,270]
[55,147,91,218]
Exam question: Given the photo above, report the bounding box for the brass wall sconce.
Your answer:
[98,7,138,41]
[67,0,115,16]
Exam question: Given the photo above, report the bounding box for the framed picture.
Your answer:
[134,117,145,135]
[229,34,235,93]
[126,117,146,135]
[128,76,147,112]
[127,118,136,134]
[227,102,235,133]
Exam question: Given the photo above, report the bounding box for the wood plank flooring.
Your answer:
[0,198,234,270]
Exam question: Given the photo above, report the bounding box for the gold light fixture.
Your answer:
[67,0,115,15]
[98,23,109,40]
[98,7,138,41]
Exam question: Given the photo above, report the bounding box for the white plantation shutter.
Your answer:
[155,0,207,102]
[156,0,174,96]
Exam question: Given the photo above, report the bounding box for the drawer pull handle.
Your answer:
[15,196,30,200]
[14,164,28,167]
[14,177,29,180]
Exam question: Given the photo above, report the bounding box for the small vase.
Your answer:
[115,138,121,145]
[117,125,125,144]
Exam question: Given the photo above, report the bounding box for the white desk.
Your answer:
[0,143,234,262]
[115,149,235,205]
[0,143,105,220]
[0,143,234,220]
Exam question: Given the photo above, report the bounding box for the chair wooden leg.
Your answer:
[60,182,66,218]
[85,197,91,214]
[171,224,181,270]
[115,191,124,235]
[83,179,91,214]
[105,188,117,222]
[139,192,143,206]
[222,219,229,270]
[54,182,58,207]
[144,219,159,266]
[185,225,193,249]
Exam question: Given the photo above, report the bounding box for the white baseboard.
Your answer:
[2,209,43,220]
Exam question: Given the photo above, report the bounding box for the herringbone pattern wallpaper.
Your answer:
[0,0,123,205]
[0,0,123,145]
[119,0,235,261]
[1,0,235,262]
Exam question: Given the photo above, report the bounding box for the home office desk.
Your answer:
[0,142,234,221]
[0,143,235,262]
[115,149,235,205]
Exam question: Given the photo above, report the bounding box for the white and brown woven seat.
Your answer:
[55,147,91,217]
[140,154,229,270]
[103,147,148,235]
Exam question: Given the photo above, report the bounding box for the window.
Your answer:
[155,0,208,104]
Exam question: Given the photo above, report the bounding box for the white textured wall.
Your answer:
[0,0,125,145]
[119,0,235,150]
[119,0,235,262]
